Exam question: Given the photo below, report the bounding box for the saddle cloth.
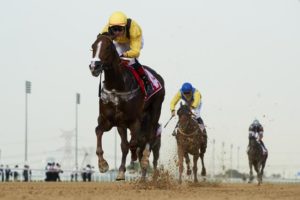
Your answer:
[124,65,162,101]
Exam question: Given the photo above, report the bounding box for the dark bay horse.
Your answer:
[89,33,165,180]
[175,104,206,184]
[247,134,268,185]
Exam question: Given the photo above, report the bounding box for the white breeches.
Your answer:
[113,37,144,56]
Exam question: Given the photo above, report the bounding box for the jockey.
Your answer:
[248,119,267,154]
[101,11,152,95]
[170,82,207,147]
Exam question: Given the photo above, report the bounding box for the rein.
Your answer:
[98,71,103,98]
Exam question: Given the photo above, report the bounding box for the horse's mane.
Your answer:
[177,104,200,134]
[95,33,139,91]
[98,32,110,37]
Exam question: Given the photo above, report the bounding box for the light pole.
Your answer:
[75,93,80,181]
[221,142,225,175]
[212,139,215,177]
[25,81,31,163]
[230,144,233,179]
[237,146,240,171]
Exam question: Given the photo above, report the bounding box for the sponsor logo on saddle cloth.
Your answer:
[144,69,162,100]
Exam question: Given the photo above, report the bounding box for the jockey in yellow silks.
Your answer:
[170,82,207,146]
[100,11,152,95]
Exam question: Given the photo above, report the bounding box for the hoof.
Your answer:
[98,159,109,173]
[116,171,125,181]
[141,149,150,169]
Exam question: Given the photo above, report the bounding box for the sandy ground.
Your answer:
[0,181,300,200]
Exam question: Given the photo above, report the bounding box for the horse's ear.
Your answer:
[101,32,110,36]
[97,32,115,40]
[96,33,102,39]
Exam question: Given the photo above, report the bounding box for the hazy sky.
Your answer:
[0,0,299,177]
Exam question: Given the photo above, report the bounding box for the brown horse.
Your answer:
[175,104,206,184]
[89,33,165,180]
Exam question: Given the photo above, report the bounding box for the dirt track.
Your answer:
[0,182,300,200]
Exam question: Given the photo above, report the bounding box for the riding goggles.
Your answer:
[110,26,125,32]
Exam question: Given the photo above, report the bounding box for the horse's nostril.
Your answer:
[89,65,95,71]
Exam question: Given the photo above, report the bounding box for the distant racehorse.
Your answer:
[247,134,268,185]
[89,33,165,180]
[175,104,206,184]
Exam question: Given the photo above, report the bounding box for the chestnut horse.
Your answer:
[89,33,165,180]
[175,104,206,184]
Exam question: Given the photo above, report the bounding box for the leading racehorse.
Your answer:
[247,134,268,185]
[89,33,165,180]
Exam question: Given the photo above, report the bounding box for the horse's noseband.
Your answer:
[90,61,109,77]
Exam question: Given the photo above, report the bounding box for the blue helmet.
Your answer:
[181,82,193,93]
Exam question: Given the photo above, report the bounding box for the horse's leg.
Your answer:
[141,143,151,170]
[248,161,254,183]
[116,127,129,181]
[128,137,138,170]
[152,138,161,171]
[178,149,184,184]
[134,146,146,182]
[184,153,191,176]
[96,126,109,173]
[141,100,163,170]
[256,162,264,185]
[253,162,261,184]
[193,155,199,183]
[260,156,267,184]
[129,137,138,163]
[151,143,160,180]
[200,152,206,177]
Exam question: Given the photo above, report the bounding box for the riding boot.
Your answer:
[141,75,153,95]
[132,60,152,95]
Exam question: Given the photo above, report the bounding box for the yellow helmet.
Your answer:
[109,11,127,27]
